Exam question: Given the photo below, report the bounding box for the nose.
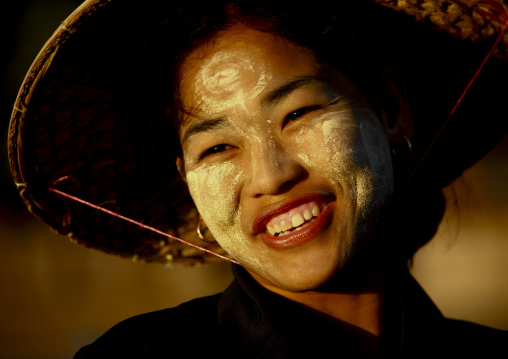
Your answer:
[244,138,304,198]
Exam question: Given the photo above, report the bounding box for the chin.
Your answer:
[244,243,349,293]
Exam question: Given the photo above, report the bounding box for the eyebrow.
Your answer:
[261,76,328,108]
[181,117,229,146]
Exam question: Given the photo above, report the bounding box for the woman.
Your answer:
[8,0,508,357]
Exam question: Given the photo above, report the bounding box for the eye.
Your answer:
[284,105,322,125]
[200,144,231,159]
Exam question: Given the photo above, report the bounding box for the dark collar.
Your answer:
[218,266,392,358]
[218,266,508,358]
[217,266,466,358]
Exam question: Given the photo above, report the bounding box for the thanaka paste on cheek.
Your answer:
[186,160,241,230]
[294,110,360,257]
[186,160,259,263]
[356,108,394,210]
[294,106,392,245]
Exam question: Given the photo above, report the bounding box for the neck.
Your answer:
[249,259,389,337]
[280,288,384,336]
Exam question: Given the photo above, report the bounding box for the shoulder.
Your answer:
[403,274,508,357]
[443,318,508,353]
[418,317,508,358]
[74,294,223,359]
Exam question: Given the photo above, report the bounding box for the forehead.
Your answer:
[183,24,318,68]
[178,24,325,113]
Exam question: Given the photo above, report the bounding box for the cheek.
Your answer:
[356,110,394,210]
[295,109,393,210]
[186,161,243,236]
[295,110,360,188]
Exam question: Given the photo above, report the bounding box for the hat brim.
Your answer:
[8,0,508,264]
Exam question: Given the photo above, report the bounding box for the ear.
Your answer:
[176,156,187,183]
[374,69,413,144]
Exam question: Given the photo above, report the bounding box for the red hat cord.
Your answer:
[49,177,240,265]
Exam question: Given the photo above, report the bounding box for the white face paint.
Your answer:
[193,49,272,113]
[179,25,395,292]
[293,107,393,232]
[186,160,247,258]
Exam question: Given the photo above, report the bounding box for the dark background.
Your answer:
[1,1,507,358]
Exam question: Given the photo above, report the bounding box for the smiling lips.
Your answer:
[253,194,335,250]
[265,202,322,236]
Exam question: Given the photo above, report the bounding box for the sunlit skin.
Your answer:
[177,24,412,336]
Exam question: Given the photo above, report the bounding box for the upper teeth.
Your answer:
[266,202,322,236]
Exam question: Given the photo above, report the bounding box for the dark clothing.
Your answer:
[75,266,507,358]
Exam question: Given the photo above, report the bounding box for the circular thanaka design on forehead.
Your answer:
[191,48,272,113]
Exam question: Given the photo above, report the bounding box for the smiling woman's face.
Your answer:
[178,24,395,292]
